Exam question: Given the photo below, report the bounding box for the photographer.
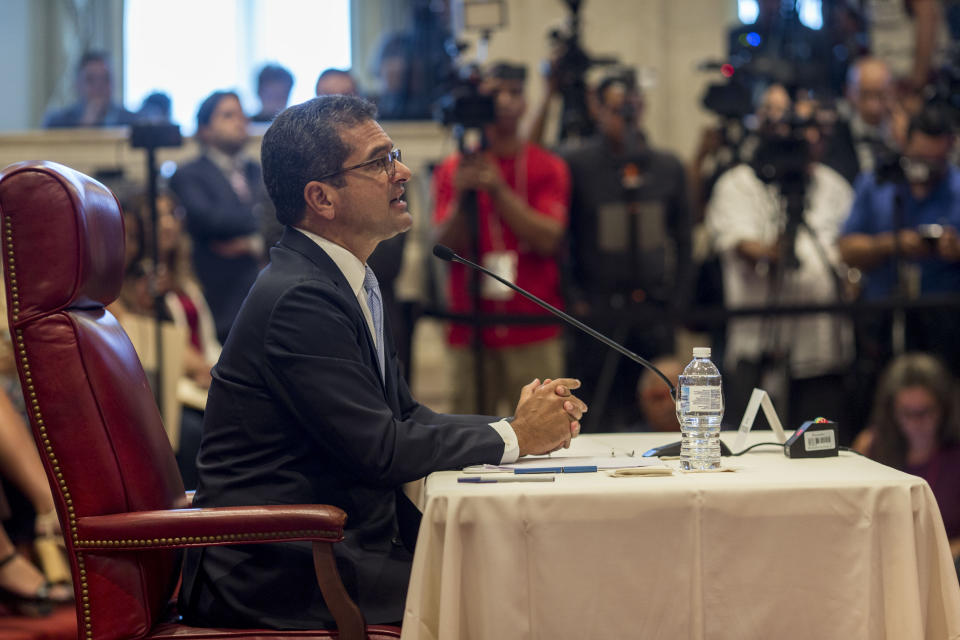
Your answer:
[839,104,960,371]
[432,62,571,415]
[707,109,855,434]
[563,74,692,430]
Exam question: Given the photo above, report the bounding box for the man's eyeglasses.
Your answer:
[316,148,402,182]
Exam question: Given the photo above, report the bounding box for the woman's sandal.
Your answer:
[0,550,73,617]
[34,510,71,585]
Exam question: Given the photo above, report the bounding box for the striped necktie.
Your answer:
[363,265,386,380]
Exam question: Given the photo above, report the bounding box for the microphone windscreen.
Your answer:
[432,244,457,262]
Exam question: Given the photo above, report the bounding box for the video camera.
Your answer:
[924,43,960,129]
[543,0,618,141]
[435,59,496,133]
[752,114,815,270]
[435,1,507,150]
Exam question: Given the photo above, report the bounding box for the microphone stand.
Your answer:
[433,244,678,400]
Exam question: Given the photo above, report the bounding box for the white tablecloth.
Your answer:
[401,433,960,640]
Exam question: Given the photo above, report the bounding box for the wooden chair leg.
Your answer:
[312,541,366,640]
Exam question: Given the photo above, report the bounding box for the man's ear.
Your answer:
[304,180,336,221]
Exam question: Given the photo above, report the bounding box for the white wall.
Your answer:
[0,0,33,131]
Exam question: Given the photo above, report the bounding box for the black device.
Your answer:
[926,43,960,129]
[751,115,813,271]
[919,223,944,249]
[435,63,496,132]
[432,244,677,397]
[543,0,618,141]
[642,440,733,458]
[784,420,839,458]
[130,123,183,150]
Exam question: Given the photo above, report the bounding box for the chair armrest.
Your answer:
[74,504,345,551]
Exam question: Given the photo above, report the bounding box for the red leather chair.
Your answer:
[0,161,401,640]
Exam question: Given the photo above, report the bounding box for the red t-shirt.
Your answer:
[432,143,570,348]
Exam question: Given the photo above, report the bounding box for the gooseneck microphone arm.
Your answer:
[432,244,678,401]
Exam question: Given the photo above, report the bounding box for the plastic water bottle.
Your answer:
[676,347,724,471]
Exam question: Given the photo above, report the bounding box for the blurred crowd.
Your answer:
[2,0,960,608]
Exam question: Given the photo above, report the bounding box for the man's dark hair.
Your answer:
[261,95,378,226]
[486,62,527,82]
[257,64,294,92]
[318,68,352,82]
[196,90,240,129]
[595,73,638,107]
[77,50,110,75]
[908,104,953,140]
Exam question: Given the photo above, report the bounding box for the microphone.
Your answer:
[432,244,677,400]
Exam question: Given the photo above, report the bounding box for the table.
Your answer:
[400,433,960,640]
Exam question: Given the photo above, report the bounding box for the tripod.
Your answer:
[130,123,183,410]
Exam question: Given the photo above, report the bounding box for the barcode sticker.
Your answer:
[803,430,836,452]
[681,386,722,413]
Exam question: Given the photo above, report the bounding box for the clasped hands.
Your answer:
[892,226,960,262]
[510,378,588,457]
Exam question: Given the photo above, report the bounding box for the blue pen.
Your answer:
[560,465,598,473]
[515,467,563,474]
[458,476,556,483]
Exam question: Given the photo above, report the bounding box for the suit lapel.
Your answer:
[277,228,393,404]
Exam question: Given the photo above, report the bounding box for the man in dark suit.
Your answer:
[170,91,271,344]
[822,57,898,186]
[179,95,587,629]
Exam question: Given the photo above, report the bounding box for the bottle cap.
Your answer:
[693,347,711,358]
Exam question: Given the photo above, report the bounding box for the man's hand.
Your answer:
[453,154,505,195]
[511,378,587,456]
[936,226,960,262]
[895,229,930,260]
[80,97,110,126]
[736,239,779,266]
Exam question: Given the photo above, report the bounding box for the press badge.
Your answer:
[481,250,517,300]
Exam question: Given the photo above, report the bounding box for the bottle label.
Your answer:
[680,386,722,413]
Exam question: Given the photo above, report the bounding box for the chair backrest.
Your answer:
[0,162,186,640]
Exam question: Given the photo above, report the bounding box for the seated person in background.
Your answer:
[170,91,267,344]
[250,64,294,123]
[852,352,960,560]
[706,108,855,436]
[0,517,72,616]
[137,91,174,124]
[0,290,73,611]
[633,357,683,433]
[315,68,359,96]
[42,50,136,128]
[117,191,221,489]
[179,95,586,629]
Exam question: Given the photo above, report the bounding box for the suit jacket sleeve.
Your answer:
[260,279,504,486]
